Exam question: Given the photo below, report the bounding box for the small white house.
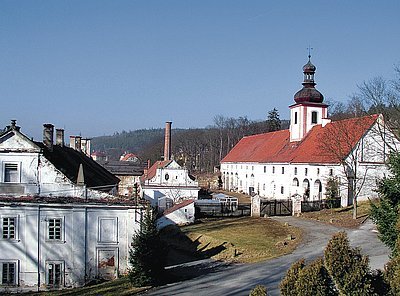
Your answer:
[157,199,195,229]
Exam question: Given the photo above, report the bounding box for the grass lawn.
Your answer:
[299,200,373,228]
[164,216,303,264]
[25,277,148,296]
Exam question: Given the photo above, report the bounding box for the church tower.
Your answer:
[290,56,328,142]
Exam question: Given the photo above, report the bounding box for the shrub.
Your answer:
[295,258,336,296]
[279,259,305,296]
[324,231,373,295]
[249,284,268,296]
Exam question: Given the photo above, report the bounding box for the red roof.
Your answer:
[221,114,380,164]
[163,199,194,215]
[141,160,172,181]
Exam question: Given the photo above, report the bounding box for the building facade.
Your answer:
[221,57,399,206]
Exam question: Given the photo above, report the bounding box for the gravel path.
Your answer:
[141,217,390,296]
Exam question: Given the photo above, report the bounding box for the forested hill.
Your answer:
[91,116,289,173]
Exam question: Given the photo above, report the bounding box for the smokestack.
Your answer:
[81,138,91,156]
[43,124,54,151]
[164,121,172,161]
[56,129,65,146]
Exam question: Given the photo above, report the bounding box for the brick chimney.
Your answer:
[164,121,172,161]
[56,129,65,146]
[70,136,76,149]
[43,124,54,151]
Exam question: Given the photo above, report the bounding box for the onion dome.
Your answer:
[294,56,324,104]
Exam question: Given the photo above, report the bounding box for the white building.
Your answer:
[0,121,143,292]
[157,199,195,229]
[0,199,142,292]
[221,57,399,206]
[141,122,199,207]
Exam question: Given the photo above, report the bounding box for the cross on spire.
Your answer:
[307,46,313,60]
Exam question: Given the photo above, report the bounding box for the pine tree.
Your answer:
[266,108,281,132]
[370,153,400,253]
[128,205,166,287]
[280,259,305,296]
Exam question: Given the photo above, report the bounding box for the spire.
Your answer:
[293,55,324,104]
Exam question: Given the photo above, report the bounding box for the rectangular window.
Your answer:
[47,262,63,287]
[281,186,284,194]
[281,167,285,174]
[272,166,275,174]
[294,167,297,175]
[2,262,16,286]
[4,164,18,183]
[317,168,320,175]
[2,217,16,239]
[311,111,318,124]
[48,218,62,241]
[329,169,333,176]
[305,168,308,176]
[263,166,266,173]
[294,112,298,124]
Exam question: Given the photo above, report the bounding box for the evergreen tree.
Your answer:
[266,108,281,132]
[128,205,166,287]
[324,232,373,295]
[370,152,400,253]
[325,177,340,208]
[249,285,268,296]
[280,259,305,296]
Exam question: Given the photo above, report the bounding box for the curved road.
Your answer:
[142,217,390,296]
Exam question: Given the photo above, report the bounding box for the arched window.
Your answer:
[292,178,299,186]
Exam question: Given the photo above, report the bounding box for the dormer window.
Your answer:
[311,111,318,124]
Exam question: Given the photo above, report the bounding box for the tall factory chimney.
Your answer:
[164,121,172,161]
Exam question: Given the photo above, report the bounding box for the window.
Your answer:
[294,167,297,175]
[281,167,285,174]
[2,217,16,239]
[4,163,19,183]
[292,178,299,187]
[280,186,284,194]
[317,168,320,175]
[272,166,275,174]
[305,168,308,176]
[329,169,334,176]
[311,111,318,124]
[263,183,265,190]
[164,173,169,181]
[2,262,16,286]
[47,262,63,288]
[263,166,266,173]
[48,218,62,241]
[294,112,298,124]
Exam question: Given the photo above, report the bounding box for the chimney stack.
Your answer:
[164,121,172,161]
[56,129,65,146]
[43,124,54,151]
[70,136,76,150]
[75,136,82,152]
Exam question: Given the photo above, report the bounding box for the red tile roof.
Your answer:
[141,160,172,181]
[120,153,138,161]
[221,114,380,164]
[163,199,194,215]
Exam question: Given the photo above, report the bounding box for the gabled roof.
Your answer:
[35,142,120,189]
[120,153,139,161]
[141,160,172,181]
[98,160,144,176]
[163,199,194,215]
[221,114,380,164]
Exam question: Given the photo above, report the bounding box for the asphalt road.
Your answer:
[141,217,390,296]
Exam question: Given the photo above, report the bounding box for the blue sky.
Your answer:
[1,1,399,139]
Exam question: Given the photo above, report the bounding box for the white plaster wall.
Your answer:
[157,203,195,229]
[0,204,142,293]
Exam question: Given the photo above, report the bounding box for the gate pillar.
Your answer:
[251,195,261,217]
[292,194,302,216]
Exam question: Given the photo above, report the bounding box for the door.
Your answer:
[97,248,118,280]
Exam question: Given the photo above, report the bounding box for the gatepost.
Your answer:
[251,195,261,217]
[292,193,302,216]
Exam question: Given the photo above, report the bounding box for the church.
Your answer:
[221,57,399,207]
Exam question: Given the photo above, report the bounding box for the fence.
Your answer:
[301,199,341,212]
[194,202,251,218]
